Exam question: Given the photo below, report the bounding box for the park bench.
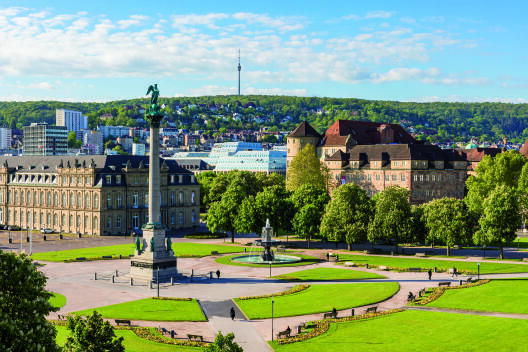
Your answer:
[75,257,86,261]
[366,306,378,314]
[277,330,291,339]
[378,265,388,270]
[187,334,203,342]
[408,267,421,272]
[438,282,451,287]
[407,293,416,302]
[102,255,112,259]
[415,252,426,257]
[323,311,338,319]
[466,277,473,283]
[210,251,219,255]
[297,323,305,334]
[158,327,170,335]
[57,314,66,321]
[114,319,131,326]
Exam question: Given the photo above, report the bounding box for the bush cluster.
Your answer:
[184,232,226,239]
[120,326,209,348]
[413,279,491,305]
[152,297,192,301]
[277,309,404,345]
[238,284,310,300]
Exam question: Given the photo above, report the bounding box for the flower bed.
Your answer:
[276,308,404,345]
[152,297,192,301]
[237,284,310,300]
[413,279,490,305]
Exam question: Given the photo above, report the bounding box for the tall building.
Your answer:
[56,109,88,139]
[98,125,131,139]
[237,49,241,96]
[23,123,67,156]
[287,120,467,205]
[0,155,200,235]
[83,130,104,155]
[0,128,12,150]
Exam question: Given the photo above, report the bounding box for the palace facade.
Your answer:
[287,120,467,204]
[0,155,200,235]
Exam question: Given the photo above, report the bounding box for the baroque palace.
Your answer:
[287,120,467,205]
[0,155,200,235]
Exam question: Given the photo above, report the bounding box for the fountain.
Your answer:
[232,219,300,264]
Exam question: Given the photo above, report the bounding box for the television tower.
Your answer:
[237,49,241,95]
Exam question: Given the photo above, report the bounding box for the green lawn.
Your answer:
[215,254,321,267]
[32,242,245,262]
[337,254,528,274]
[235,282,399,319]
[49,292,66,309]
[73,298,206,322]
[427,279,528,314]
[55,326,201,351]
[271,310,528,352]
[274,268,385,281]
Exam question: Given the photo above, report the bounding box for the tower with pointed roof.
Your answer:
[286,121,322,171]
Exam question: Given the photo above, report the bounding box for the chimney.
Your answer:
[379,124,394,144]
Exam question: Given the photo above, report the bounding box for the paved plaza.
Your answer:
[3,234,528,351]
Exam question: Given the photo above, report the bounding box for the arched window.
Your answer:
[54,193,58,206]
[47,213,51,225]
[170,192,175,205]
[85,216,89,228]
[47,192,51,205]
[20,211,24,224]
[77,194,81,208]
[14,191,18,204]
[40,213,44,225]
[94,195,99,208]
[179,191,183,205]
[69,215,73,227]
[27,191,30,204]
[20,191,24,204]
[54,214,58,226]
[171,213,175,225]
[144,193,148,207]
[61,214,65,226]
[94,217,98,229]
[107,216,112,229]
[77,215,81,228]
[191,191,196,205]
[85,194,90,208]
[70,193,74,207]
[62,193,66,207]
[0,190,3,203]
[34,191,37,205]
[40,192,44,205]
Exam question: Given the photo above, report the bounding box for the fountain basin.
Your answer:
[232,254,301,265]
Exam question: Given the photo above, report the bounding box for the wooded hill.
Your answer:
[1,96,527,143]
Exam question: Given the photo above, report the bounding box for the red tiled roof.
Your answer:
[456,148,503,162]
[321,120,416,146]
[520,140,528,158]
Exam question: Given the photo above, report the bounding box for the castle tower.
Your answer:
[286,121,322,171]
[237,49,241,96]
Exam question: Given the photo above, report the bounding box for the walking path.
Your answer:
[35,238,528,350]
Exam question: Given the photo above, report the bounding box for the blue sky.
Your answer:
[0,0,526,102]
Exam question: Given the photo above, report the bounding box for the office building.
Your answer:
[23,123,68,156]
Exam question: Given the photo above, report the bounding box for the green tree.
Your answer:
[410,205,427,245]
[476,185,521,259]
[255,172,285,189]
[64,311,124,352]
[292,204,323,248]
[253,185,294,235]
[0,251,60,352]
[320,184,373,250]
[205,331,243,352]
[422,198,470,256]
[68,131,82,149]
[289,184,330,211]
[368,186,413,253]
[517,162,528,227]
[286,143,325,192]
[196,171,216,210]
[466,150,527,215]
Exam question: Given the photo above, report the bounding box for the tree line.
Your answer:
[2,96,528,143]
[200,145,528,259]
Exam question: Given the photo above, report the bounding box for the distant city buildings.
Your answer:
[132,143,146,156]
[23,123,68,156]
[56,109,88,140]
[98,125,131,139]
[83,130,104,155]
[0,128,12,150]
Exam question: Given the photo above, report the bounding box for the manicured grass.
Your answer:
[215,254,321,267]
[55,326,200,351]
[427,279,528,314]
[49,292,66,309]
[270,310,528,352]
[337,254,528,274]
[32,242,245,262]
[273,268,385,281]
[235,282,399,319]
[73,298,206,322]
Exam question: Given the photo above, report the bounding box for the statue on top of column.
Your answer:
[145,84,163,125]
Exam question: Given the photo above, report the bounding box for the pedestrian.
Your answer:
[427,269,432,280]
[452,266,457,278]
[332,307,337,317]
[230,307,235,320]
[216,269,220,279]
[285,326,291,336]
[336,254,339,262]
[326,253,330,261]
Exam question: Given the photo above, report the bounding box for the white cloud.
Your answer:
[365,11,394,19]
[171,13,228,28]
[180,85,307,96]
[25,81,55,90]
[232,12,304,32]
[414,95,528,104]
[118,15,149,29]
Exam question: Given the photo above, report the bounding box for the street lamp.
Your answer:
[477,262,480,281]
[483,245,486,258]
[271,297,275,341]
[269,262,272,278]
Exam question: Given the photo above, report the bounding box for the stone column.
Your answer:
[149,124,160,224]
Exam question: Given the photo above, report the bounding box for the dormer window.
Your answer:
[106,175,112,184]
